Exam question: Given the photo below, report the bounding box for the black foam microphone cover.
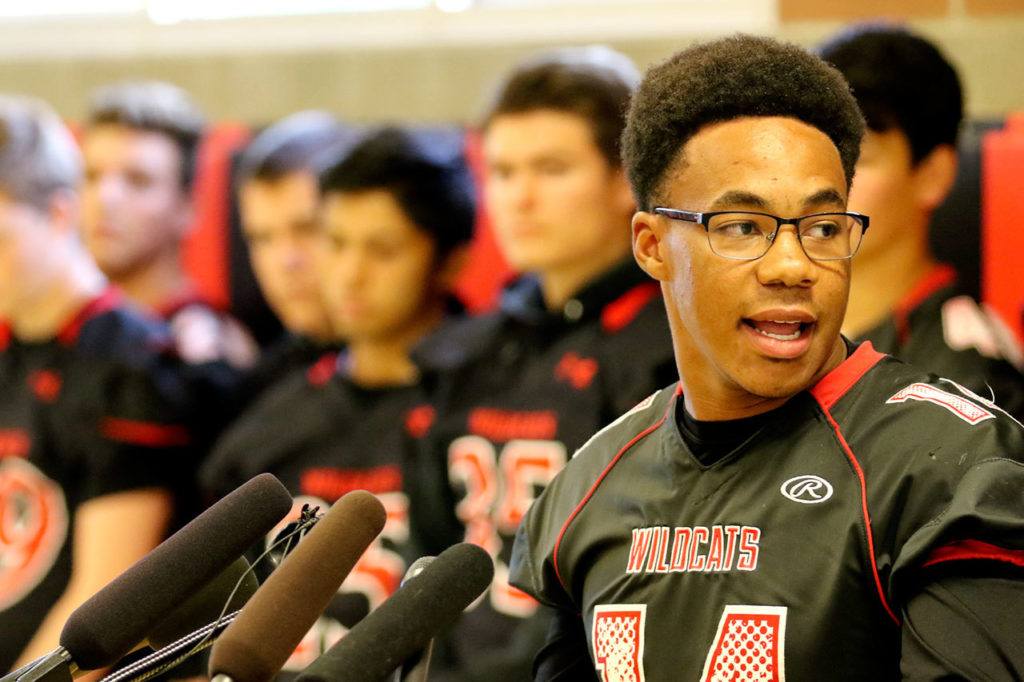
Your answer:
[297,542,494,682]
[147,556,258,650]
[59,474,292,670]
[209,489,387,682]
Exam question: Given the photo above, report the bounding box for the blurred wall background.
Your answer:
[0,0,1020,126]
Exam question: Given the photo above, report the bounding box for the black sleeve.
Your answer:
[900,564,1024,681]
[533,607,598,682]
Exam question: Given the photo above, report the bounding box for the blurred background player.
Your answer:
[200,125,474,670]
[234,111,359,397]
[404,46,677,680]
[0,95,193,670]
[819,24,1024,416]
[81,80,256,369]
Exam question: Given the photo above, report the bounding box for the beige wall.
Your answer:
[0,8,1020,126]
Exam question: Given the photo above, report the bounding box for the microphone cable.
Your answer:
[99,503,325,682]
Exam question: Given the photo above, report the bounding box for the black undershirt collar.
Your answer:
[675,397,779,466]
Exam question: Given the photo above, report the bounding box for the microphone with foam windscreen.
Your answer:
[95,558,261,682]
[6,474,292,682]
[208,489,387,682]
[296,543,494,682]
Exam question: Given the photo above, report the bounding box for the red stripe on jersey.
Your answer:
[552,386,678,596]
[923,539,1024,569]
[0,322,10,351]
[893,264,957,345]
[809,341,886,411]
[601,282,661,334]
[306,352,340,387]
[814,402,901,626]
[99,417,191,447]
[57,287,124,346]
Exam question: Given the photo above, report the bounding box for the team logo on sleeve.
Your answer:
[593,604,646,682]
[0,458,68,610]
[701,605,787,682]
[886,382,995,425]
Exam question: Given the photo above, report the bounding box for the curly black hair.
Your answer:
[819,24,962,165]
[320,126,475,260]
[623,34,865,211]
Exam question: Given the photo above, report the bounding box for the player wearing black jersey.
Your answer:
[200,126,473,670]
[0,96,193,671]
[235,112,359,397]
[819,25,1024,418]
[81,80,256,369]
[510,35,1024,680]
[405,47,676,680]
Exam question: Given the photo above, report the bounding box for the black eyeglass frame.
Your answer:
[652,207,870,261]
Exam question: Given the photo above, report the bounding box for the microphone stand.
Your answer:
[0,651,75,682]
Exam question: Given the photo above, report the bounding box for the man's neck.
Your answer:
[345,304,444,388]
[12,255,108,342]
[539,244,631,311]
[843,242,938,338]
[112,251,191,314]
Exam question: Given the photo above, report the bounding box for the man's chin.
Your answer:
[735,361,822,400]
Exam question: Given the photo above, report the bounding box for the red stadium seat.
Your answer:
[981,113,1024,342]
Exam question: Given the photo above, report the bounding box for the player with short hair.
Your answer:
[404,46,676,680]
[0,95,194,670]
[510,35,1024,680]
[819,23,1024,418]
[81,80,255,368]
[200,126,473,670]
[235,111,359,395]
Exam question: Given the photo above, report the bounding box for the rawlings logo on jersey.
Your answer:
[886,383,995,425]
[779,475,833,504]
[626,525,760,575]
[0,458,69,611]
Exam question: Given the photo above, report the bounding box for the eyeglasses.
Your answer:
[652,208,869,262]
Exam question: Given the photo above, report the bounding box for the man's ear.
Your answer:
[632,211,669,281]
[913,144,958,212]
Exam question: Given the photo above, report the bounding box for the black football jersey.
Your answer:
[510,342,1024,681]
[199,352,422,671]
[406,261,677,680]
[0,290,193,670]
[857,264,1024,419]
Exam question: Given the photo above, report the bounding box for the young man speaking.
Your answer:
[510,35,1024,680]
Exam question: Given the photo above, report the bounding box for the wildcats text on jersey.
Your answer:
[626,525,761,575]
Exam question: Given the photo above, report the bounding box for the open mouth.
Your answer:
[741,318,816,359]
[742,319,812,341]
